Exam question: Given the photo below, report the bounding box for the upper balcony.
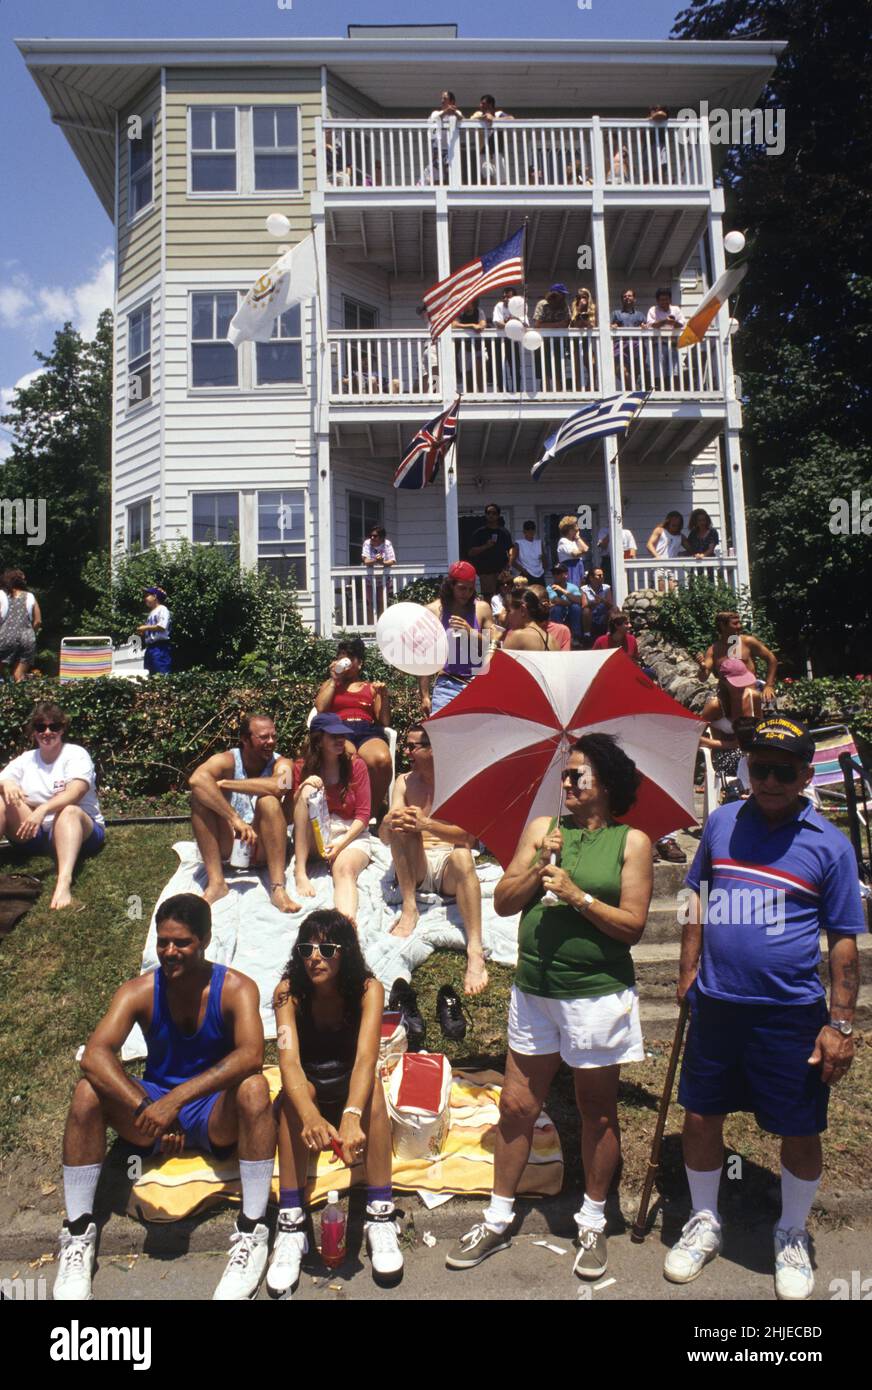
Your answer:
[317,117,711,197]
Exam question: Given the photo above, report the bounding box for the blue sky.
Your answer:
[0,0,684,451]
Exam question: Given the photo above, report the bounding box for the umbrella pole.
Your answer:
[541,739,568,904]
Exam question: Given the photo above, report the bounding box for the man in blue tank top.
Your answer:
[189,711,299,913]
[53,893,277,1301]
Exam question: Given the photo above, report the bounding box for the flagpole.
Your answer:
[606,390,650,605]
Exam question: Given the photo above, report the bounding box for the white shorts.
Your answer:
[508,985,645,1069]
[418,846,453,895]
[327,813,372,860]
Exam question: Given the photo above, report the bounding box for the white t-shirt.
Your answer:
[493,300,524,327]
[144,604,171,644]
[429,110,462,152]
[0,592,7,622]
[0,743,104,827]
[646,304,686,329]
[597,527,637,557]
[516,537,545,575]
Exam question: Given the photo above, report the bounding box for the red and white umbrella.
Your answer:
[426,649,703,867]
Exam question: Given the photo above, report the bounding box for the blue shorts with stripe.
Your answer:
[129,1082,233,1157]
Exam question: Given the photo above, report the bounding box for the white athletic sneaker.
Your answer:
[663,1211,722,1284]
[53,1222,97,1301]
[212,1222,270,1300]
[364,1203,404,1278]
[266,1211,308,1296]
[774,1227,814,1301]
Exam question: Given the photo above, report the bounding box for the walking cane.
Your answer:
[630,996,690,1243]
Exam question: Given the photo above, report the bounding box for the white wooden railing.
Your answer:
[329,332,439,400]
[331,565,441,632]
[624,557,739,594]
[455,329,599,397]
[321,118,707,192]
[612,330,723,396]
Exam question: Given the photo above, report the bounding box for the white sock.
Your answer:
[63,1164,102,1224]
[778,1165,819,1233]
[686,1165,722,1223]
[280,1206,304,1224]
[482,1193,515,1232]
[239,1159,274,1223]
[575,1193,606,1233]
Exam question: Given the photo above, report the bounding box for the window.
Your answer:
[253,106,300,191]
[190,107,237,192]
[255,305,303,385]
[127,498,151,551]
[191,292,239,387]
[127,304,152,405]
[129,119,153,217]
[348,493,383,566]
[258,490,307,588]
[192,492,239,550]
[343,297,379,331]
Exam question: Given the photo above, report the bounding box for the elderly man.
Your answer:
[189,712,298,912]
[666,716,865,1300]
[380,723,488,996]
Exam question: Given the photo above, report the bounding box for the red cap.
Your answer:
[448,561,476,584]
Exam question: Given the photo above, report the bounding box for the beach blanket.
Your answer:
[127,1067,563,1221]
[121,839,521,1061]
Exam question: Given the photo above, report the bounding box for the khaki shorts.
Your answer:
[418,846,453,895]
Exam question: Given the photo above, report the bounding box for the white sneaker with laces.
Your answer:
[53,1222,97,1301]
[213,1222,270,1300]
[663,1211,722,1284]
[774,1227,814,1301]
[266,1211,308,1296]
[365,1203,404,1278]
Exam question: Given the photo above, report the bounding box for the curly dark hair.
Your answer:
[437,574,477,612]
[335,636,366,665]
[572,732,641,818]
[25,701,70,740]
[277,909,373,1020]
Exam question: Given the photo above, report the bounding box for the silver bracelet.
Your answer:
[342,1105,363,1117]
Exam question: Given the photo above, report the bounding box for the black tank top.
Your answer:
[296,999,360,1076]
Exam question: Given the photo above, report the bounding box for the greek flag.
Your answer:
[531,391,649,480]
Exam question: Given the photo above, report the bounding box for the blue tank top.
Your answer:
[440,603,482,680]
[143,963,231,1089]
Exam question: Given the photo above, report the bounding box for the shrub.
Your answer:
[649,581,777,659]
[774,677,872,754]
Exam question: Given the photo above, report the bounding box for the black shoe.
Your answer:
[389,978,426,1050]
[436,984,467,1042]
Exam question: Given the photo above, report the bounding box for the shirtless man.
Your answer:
[189,712,299,912]
[379,724,488,995]
[696,612,778,723]
[53,893,276,1301]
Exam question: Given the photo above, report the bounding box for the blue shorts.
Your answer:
[132,1081,231,1157]
[678,984,830,1136]
[26,819,105,858]
[144,644,172,674]
[341,721,389,751]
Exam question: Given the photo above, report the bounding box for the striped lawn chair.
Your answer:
[810,724,871,824]
[59,636,114,683]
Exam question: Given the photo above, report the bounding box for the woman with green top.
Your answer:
[445,733,652,1282]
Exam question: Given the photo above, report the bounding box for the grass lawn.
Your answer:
[1,823,869,1219]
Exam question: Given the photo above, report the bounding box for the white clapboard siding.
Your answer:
[113,276,163,552]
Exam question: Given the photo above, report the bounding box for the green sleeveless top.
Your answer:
[515,818,635,1000]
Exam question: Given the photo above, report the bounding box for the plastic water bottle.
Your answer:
[320,1190,346,1269]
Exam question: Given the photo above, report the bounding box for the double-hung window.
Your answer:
[191,292,239,388]
[129,119,154,217]
[255,306,303,386]
[128,303,152,405]
[192,493,240,557]
[190,108,237,192]
[253,107,300,191]
[127,499,151,551]
[189,106,300,195]
[258,490,307,588]
[348,494,383,566]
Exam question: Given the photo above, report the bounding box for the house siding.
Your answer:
[117,79,163,301]
[113,275,163,554]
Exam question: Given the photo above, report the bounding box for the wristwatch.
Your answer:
[827,1018,853,1037]
[580,892,595,909]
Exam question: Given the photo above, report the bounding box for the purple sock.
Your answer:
[280,1187,303,1210]
[367,1185,393,1207]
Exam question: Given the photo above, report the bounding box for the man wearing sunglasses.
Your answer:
[665,716,865,1301]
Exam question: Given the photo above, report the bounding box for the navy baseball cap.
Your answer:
[550,283,569,295]
[749,715,815,763]
[310,713,355,739]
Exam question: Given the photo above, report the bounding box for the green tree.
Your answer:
[671,0,872,672]
[0,312,113,652]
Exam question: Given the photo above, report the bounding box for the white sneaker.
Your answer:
[365,1203,404,1278]
[266,1211,308,1296]
[53,1222,97,1301]
[774,1227,814,1301]
[212,1222,270,1300]
[663,1211,722,1284]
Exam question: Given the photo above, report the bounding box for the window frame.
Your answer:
[126,498,152,552]
[190,491,241,553]
[253,304,304,388]
[127,117,154,224]
[189,290,241,390]
[188,105,240,197]
[252,105,301,194]
[127,300,153,409]
[187,105,303,199]
[256,487,309,592]
[343,296,380,331]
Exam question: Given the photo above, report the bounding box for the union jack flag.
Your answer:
[423,228,525,341]
[393,398,460,490]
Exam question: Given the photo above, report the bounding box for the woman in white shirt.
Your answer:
[0,702,105,909]
[646,510,685,591]
[0,568,41,681]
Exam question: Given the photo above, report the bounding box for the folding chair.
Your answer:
[59,636,114,682]
[810,724,872,824]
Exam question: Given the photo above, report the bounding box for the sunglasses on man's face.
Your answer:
[296,941,341,960]
[34,722,62,733]
[748,760,802,785]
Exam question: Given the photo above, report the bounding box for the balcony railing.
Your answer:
[321,117,708,193]
[455,329,599,398]
[625,557,739,594]
[613,330,723,396]
[332,564,441,633]
[330,332,439,401]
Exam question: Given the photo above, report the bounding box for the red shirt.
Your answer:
[331,682,376,724]
[546,621,571,651]
[292,756,371,823]
[593,632,638,658]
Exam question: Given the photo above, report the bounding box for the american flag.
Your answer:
[423,228,525,341]
[393,398,460,490]
[531,392,649,480]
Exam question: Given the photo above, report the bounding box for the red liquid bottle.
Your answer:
[320,1190,346,1269]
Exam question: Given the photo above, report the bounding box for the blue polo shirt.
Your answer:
[686,796,865,1007]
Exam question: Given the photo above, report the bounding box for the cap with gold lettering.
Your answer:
[748,715,815,763]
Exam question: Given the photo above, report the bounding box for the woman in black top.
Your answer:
[682,509,720,559]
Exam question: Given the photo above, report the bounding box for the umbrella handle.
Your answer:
[541,852,559,904]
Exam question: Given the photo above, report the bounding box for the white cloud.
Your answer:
[0,250,114,339]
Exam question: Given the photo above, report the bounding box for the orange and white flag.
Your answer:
[678,263,746,348]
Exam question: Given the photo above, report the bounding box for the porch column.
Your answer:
[602,437,627,604]
[590,189,616,396]
[435,189,458,566]
[723,416,750,591]
[311,196,333,634]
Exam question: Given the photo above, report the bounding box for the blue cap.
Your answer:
[550,283,569,295]
[144,586,167,602]
[310,713,355,739]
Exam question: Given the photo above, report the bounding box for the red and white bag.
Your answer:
[378,1010,408,1078]
[387,1052,453,1160]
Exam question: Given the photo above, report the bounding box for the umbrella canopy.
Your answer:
[426,649,703,867]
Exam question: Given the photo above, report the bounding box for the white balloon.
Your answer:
[522,329,543,353]
[505,319,526,342]
[266,213,292,238]
[508,295,526,318]
[729,317,740,335]
[724,230,746,254]
[375,602,449,676]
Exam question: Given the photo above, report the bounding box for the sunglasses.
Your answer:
[562,767,592,789]
[34,722,63,733]
[405,740,429,751]
[296,942,341,960]
[747,760,802,784]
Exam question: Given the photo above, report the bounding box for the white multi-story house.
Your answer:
[20,32,783,636]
